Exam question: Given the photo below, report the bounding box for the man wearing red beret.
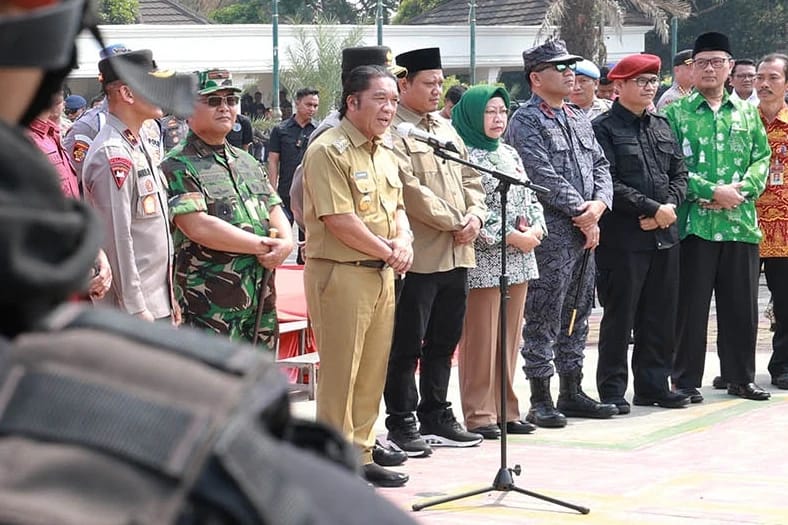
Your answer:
[591,53,691,413]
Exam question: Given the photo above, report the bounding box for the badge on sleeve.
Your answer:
[72,135,91,163]
[109,157,133,189]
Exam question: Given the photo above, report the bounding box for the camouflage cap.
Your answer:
[522,39,582,73]
[196,69,243,95]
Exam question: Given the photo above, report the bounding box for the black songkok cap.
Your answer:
[693,32,732,57]
[396,47,442,74]
[673,49,693,67]
[341,46,407,83]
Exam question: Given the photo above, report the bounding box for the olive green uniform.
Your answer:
[163,131,281,352]
[302,119,404,464]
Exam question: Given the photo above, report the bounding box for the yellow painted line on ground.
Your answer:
[508,397,788,451]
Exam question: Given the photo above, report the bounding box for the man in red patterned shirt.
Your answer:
[755,53,788,390]
[26,92,80,198]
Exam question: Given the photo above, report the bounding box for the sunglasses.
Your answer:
[201,95,240,107]
[535,62,577,73]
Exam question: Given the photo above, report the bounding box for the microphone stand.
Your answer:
[411,146,589,516]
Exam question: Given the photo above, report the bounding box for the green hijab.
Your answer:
[451,84,511,152]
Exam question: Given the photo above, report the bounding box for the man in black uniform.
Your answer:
[592,53,690,413]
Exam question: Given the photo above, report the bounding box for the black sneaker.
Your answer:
[386,415,432,457]
[419,409,483,448]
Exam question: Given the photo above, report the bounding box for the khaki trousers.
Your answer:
[304,259,395,465]
[458,282,527,429]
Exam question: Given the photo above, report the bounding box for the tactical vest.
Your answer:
[0,305,415,525]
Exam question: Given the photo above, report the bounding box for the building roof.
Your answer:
[138,0,211,25]
[406,0,652,27]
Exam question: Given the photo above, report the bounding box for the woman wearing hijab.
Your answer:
[453,85,546,439]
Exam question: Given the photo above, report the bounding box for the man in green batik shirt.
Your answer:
[163,69,293,351]
[664,33,772,402]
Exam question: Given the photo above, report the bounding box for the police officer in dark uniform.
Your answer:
[504,40,617,428]
[592,54,690,413]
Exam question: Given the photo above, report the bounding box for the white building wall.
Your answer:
[69,23,648,97]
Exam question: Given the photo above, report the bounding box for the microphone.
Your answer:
[394,122,460,153]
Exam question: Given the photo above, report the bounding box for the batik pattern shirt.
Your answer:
[664,91,771,244]
[467,143,545,289]
[756,106,788,257]
[163,132,282,351]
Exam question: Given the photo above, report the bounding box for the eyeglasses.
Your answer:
[629,76,660,87]
[484,108,509,117]
[734,73,756,80]
[535,62,577,73]
[692,57,731,70]
[201,95,240,107]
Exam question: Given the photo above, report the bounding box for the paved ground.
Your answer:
[291,278,788,524]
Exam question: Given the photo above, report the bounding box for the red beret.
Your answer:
[607,54,661,80]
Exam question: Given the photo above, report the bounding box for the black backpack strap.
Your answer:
[0,368,209,477]
[44,305,259,375]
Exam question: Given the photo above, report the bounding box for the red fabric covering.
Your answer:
[276,265,317,382]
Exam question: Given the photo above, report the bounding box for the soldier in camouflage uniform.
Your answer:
[163,69,293,351]
[504,40,617,428]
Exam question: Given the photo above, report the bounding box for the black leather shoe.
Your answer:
[601,398,631,415]
[712,376,727,389]
[772,373,788,389]
[633,391,690,409]
[362,463,408,488]
[674,387,703,403]
[502,420,537,434]
[727,382,771,401]
[467,424,501,439]
[373,440,407,467]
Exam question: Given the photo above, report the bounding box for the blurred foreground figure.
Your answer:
[0,2,416,523]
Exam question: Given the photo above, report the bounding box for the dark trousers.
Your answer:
[672,236,759,387]
[384,268,468,424]
[764,257,788,378]
[596,245,679,400]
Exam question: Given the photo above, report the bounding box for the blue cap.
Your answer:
[99,43,131,60]
[575,59,600,80]
[64,95,87,111]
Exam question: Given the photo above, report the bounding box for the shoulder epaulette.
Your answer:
[332,136,350,154]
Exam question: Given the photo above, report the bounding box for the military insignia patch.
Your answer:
[72,140,90,163]
[122,129,139,147]
[109,157,133,189]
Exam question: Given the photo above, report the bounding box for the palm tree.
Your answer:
[539,0,693,63]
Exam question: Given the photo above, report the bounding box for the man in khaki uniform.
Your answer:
[383,47,487,457]
[83,49,176,322]
[302,65,413,488]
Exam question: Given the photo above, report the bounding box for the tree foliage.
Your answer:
[209,0,398,24]
[646,0,787,68]
[99,0,139,24]
[281,21,365,119]
[393,0,448,23]
[539,0,692,64]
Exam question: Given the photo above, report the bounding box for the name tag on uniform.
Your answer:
[354,171,369,180]
[770,160,784,186]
